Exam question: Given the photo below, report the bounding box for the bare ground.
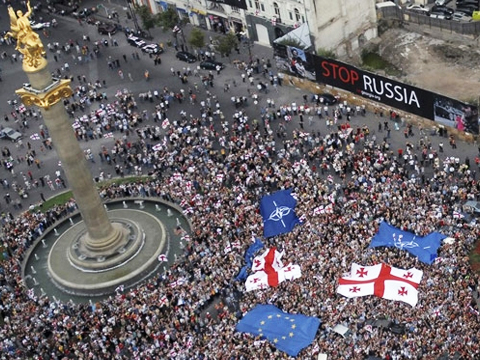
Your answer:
[372,27,480,103]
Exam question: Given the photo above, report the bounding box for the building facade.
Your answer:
[138,0,378,57]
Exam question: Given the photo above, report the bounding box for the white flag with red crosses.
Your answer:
[337,263,423,307]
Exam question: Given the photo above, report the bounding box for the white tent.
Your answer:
[273,23,312,50]
[318,354,328,360]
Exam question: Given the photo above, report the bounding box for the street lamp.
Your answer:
[243,38,253,64]
[126,0,141,34]
[173,24,188,52]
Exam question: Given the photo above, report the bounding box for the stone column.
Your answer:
[19,61,124,255]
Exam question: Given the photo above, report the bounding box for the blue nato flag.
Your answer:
[369,221,446,264]
[260,189,300,238]
[236,304,320,357]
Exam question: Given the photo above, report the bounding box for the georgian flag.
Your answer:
[327,175,334,183]
[216,173,224,182]
[232,241,242,249]
[453,211,464,219]
[337,263,423,307]
[27,288,37,301]
[179,199,188,208]
[181,234,191,242]
[161,119,170,129]
[173,173,182,181]
[157,254,168,262]
[103,132,114,139]
[115,285,124,293]
[224,243,232,254]
[103,133,113,139]
[312,204,333,215]
[183,207,194,215]
[30,133,41,140]
[159,295,168,307]
[245,248,301,292]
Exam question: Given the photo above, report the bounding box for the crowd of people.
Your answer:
[0,13,480,360]
[0,67,478,359]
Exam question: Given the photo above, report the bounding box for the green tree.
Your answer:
[136,5,156,34]
[156,7,180,31]
[215,33,238,58]
[189,28,205,49]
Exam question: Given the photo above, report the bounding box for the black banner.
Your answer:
[208,0,247,10]
[314,56,479,134]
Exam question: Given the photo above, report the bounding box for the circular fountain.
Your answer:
[22,199,191,303]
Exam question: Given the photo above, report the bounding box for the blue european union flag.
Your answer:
[235,238,264,281]
[260,189,300,238]
[369,221,446,264]
[236,304,320,357]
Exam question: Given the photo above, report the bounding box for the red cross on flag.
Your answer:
[336,263,423,307]
[245,247,301,292]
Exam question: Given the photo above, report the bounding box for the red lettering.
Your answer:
[321,60,359,85]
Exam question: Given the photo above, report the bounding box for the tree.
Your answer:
[156,7,180,31]
[136,5,156,34]
[215,33,238,58]
[189,28,205,49]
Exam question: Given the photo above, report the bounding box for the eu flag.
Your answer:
[236,304,320,357]
[235,238,264,281]
[369,221,446,264]
[260,189,300,237]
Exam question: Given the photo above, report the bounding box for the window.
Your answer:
[289,11,293,20]
[260,3,265,11]
[294,8,301,22]
[273,2,280,17]
[255,0,260,10]
[248,0,252,8]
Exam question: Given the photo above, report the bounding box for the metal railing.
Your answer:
[378,7,480,36]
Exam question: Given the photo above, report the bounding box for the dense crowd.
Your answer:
[1,20,480,360]
[0,78,479,359]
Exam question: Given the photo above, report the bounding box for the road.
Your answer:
[0,0,478,216]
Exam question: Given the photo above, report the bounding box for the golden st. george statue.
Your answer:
[6,0,46,69]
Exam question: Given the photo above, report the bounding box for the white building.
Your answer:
[143,0,378,56]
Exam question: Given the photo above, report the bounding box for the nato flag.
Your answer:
[236,304,320,357]
[260,189,300,237]
[369,221,446,264]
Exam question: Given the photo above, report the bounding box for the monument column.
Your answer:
[11,1,125,255]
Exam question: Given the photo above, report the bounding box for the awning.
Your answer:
[190,8,207,15]
[274,22,312,50]
[156,1,169,10]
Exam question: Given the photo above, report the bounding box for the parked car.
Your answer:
[72,8,97,19]
[141,43,164,55]
[406,4,431,15]
[432,5,455,14]
[456,0,479,7]
[127,35,146,48]
[0,128,22,142]
[176,51,197,63]
[452,11,472,20]
[316,93,338,105]
[435,0,452,5]
[456,7,475,16]
[431,12,453,19]
[463,200,480,216]
[97,22,117,35]
[200,60,224,70]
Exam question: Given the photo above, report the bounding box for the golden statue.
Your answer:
[6,0,46,69]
